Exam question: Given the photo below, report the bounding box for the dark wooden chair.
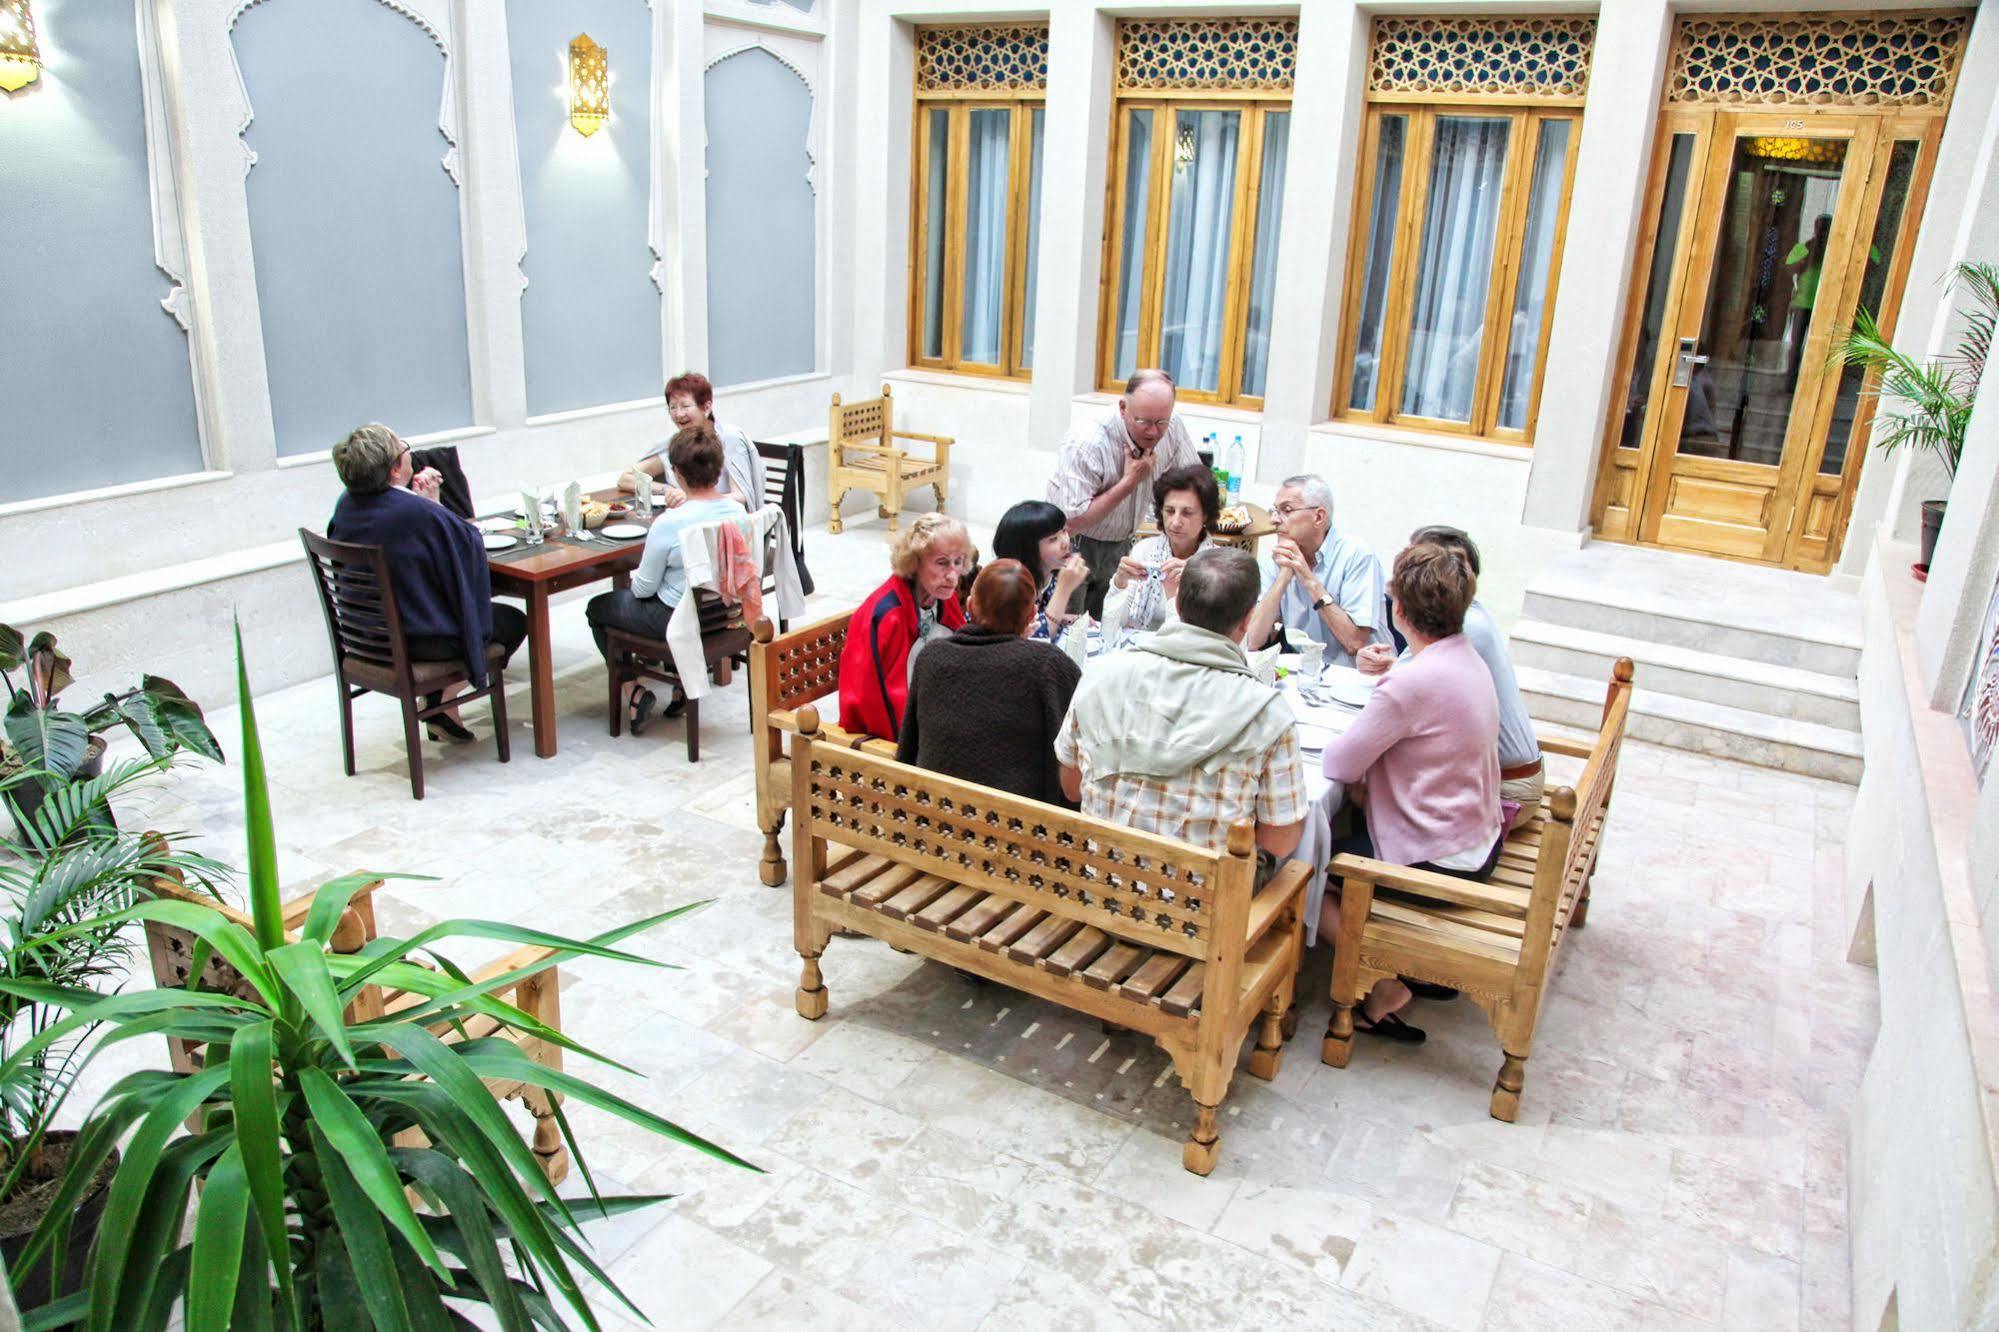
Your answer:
[755,439,814,604]
[605,592,752,762]
[299,529,511,800]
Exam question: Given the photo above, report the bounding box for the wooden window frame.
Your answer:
[1095,94,1292,409]
[1332,101,1582,445]
[908,93,1044,380]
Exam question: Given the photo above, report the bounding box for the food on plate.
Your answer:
[1216,504,1251,533]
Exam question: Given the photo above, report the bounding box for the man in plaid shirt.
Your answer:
[1056,546,1307,865]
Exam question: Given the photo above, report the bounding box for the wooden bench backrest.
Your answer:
[752,610,849,716]
[793,715,1258,965]
[828,386,892,465]
[1518,661,1634,984]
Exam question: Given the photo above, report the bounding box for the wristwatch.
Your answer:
[1311,592,1334,612]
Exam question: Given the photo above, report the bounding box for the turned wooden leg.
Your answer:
[1280,1004,1299,1040]
[1248,1003,1286,1081]
[828,489,845,535]
[1322,1003,1355,1069]
[530,1093,570,1184]
[1183,1103,1221,1176]
[1570,883,1592,929]
[1491,1050,1528,1123]
[795,953,829,1020]
[759,812,789,887]
[931,482,946,511]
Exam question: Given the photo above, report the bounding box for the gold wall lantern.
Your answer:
[568,33,608,136]
[0,0,41,94]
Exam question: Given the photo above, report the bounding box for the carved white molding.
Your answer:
[703,0,825,40]
[135,0,190,331]
[703,33,821,196]
[646,0,666,296]
[228,0,463,185]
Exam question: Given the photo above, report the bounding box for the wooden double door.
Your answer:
[1595,108,1940,571]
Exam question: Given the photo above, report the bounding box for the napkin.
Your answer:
[1062,615,1094,671]
[519,488,541,527]
[562,481,583,533]
[1247,642,1281,687]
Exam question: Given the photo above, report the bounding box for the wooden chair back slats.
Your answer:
[825,385,951,534]
[795,732,1238,963]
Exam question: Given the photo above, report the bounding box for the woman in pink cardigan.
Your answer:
[1321,542,1502,1043]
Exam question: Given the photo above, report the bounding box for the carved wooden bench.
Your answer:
[143,874,574,1183]
[787,707,1309,1174]
[1322,659,1633,1122]
[749,612,896,886]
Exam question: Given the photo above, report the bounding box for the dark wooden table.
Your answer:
[485,490,653,759]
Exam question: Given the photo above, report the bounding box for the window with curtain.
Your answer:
[1099,18,1296,406]
[1336,15,1594,443]
[910,24,1049,378]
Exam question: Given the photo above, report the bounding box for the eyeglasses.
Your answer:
[1128,417,1172,431]
[1272,503,1325,519]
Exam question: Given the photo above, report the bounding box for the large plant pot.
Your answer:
[4,736,108,844]
[0,1131,120,1309]
[1919,499,1948,570]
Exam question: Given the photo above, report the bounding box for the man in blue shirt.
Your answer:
[1243,474,1390,669]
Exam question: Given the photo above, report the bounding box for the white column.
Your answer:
[822,0,863,383]
[1518,0,1673,533]
[162,0,279,473]
[1254,0,1367,482]
[1844,9,1999,573]
[1025,4,1115,451]
[454,0,527,429]
[1916,348,1999,706]
[660,0,708,370]
[847,0,914,386]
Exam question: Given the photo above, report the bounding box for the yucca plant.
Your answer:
[3,628,752,1329]
[1832,259,1999,479]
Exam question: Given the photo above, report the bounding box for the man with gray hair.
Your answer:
[1057,546,1306,862]
[1244,473,1389,669]
[1046,368,1201,617]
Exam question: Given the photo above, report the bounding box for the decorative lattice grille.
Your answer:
[1367,16,1596,101]
[915,24,1048,93]
[1115,18,1298,94]
[1666,14,1969,108]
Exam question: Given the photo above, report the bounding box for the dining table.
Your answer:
[483,488,657,759]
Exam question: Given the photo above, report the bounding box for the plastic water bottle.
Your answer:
[1225,436,1246,503]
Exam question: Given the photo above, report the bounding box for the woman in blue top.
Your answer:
[326,423,527,743]
[586,426,743,733]
[991,500,1090,643]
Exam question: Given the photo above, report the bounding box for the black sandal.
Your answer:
[662,687,688,720]
[1353,1009,1427,1044]
[629,688,658,735]
[426,716,475,743]
[1402,978,1460,1001]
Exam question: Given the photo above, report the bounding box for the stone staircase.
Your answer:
[1509,543,1863,783]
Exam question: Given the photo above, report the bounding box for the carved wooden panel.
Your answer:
[1114,18,1297,94]
[915,23,1048,93]
[1367,15,1595,101]
[802,750,1226,958]
[769,621,844,712]
[1666,13,1969,108]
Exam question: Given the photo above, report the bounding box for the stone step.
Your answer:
[1521,587,1860,677]
[1516,664,1862,784]
[1509,619,1861,731]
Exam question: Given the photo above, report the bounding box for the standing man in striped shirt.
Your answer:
[1046,368,1202,618]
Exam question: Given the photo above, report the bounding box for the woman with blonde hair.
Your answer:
[837,512,972,740]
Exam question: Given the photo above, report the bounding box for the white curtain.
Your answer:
[921,108,949,359]
[1239,112,1290,398]
[1348,116,1406,411]
[1159,110,1241,394]
[1497,119,1570,430]
[1401,116,1510,423]
[1021,109,1045,369]
[1112,110,1154,380]
[960,109,1011,365]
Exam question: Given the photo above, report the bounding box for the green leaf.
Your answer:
[26,632,74,705]
[187,1142,251,1329]
[141,675,225,762]
[391,1147,533,1332]
[311,1121,418,1332]
[228,1021,299,1326]
[297,871,408,945]
[313,1231,382,1332]
[233,620,286,955]
[0,622,24,672]
[266,943,357,1069]
[108,1130,230,1330]
[4,693,90,786]
[298,1066,447,1277]
[20,1293,87,1332]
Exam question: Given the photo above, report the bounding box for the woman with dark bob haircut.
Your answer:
[1317,542,1503,1045]
[1102,463,1221,645]
[896,560,1082,808]
[991,500,1090,642]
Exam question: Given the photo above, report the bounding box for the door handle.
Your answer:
[1673,337,1709,389]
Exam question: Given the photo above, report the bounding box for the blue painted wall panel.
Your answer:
[0,0,202,502]
[704,49,815,388]
[234,0,473,456]
[507,0,662,416]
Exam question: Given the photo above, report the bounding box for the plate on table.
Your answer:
[481,533,519,551]
[600,523,648,540]
[476,516,517,534]
[1322,675,1374,708]
[1295,722,1336,753]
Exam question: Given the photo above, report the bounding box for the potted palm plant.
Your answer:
[1832,260,1998,573]
[0,762,227,1305]
[0,623,223,839]
[4,630,753,1329]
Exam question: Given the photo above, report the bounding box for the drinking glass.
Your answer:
[1297,639,1325,684]
[522,492,544,547]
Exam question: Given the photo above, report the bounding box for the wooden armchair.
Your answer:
[827,384,952,534]
[142,875,572,1183]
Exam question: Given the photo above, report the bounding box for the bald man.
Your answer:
[1045,368,1202,617]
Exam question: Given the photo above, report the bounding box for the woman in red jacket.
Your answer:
[838,513,972,740]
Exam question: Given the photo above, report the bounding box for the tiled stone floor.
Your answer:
[93,523,1870,1329]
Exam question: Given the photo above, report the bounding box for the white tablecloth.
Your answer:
[1282,666,1373,947]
